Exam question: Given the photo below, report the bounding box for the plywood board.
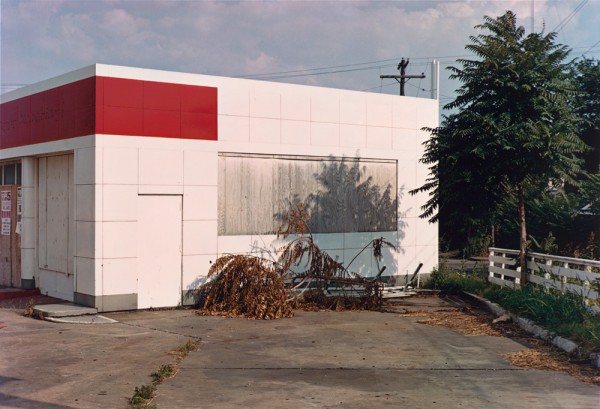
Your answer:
[218,153,397,235]
[0,185,21,287]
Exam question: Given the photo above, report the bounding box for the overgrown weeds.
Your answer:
[128,384,156,408]
[170,339,200,362]
[150,364,174,384]
[427,265,600,353]
[127,339,199,408]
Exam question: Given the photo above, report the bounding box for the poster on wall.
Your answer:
[1,191,10,212]
[1,190,11,236]
[15,188,22,234]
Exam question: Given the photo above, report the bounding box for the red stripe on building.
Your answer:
[0,77,218,150]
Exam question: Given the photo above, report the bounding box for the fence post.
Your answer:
[562,262,569,292]
[489,249,494,281]
[514,251,521,285]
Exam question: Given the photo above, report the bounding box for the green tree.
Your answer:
[571,57,600,175]
[411,11,588,281]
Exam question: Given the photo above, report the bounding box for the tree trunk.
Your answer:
[517,183,528,284]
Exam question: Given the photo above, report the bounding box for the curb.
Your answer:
[463,292,600,369]
[0,288,40,301]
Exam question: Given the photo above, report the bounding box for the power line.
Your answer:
[239,58,401,79]
[552,0,588,33]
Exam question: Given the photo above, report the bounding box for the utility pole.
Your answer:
[380,58,426,96]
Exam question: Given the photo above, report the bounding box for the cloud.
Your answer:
[1,0,599,98]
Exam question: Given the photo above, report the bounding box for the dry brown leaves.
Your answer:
[504,346,600,385]
[403,309,503,336]
[400,306,600,385]
[196,254,294,320]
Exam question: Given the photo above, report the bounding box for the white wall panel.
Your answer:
[311,122,340,146]
[103,221,137,258]
[139,149,183,186]
[75,185,94,222]
[343,248,372,276]
[218,87,249,116]
[20,217,36,249]
[217,235,254,255]
[21,248,36,281]
[249,117,281,144]
[311,95,339,123]
[415,217,438,247]
[75,257,95,295]
[102,258,137,295]
[340,99,366,125]
[75,147,95,185]
[103,147,138,185]
[21,157,37,188]
[250,92,280,119]
[183,220,218,255]
[183,150,218,186]
[367,103,393,127]
[339,124,366,148]
[182,254,214,290]
[366,127,393,150]
[282,93,310,121]
[103,185,138,221]
[21,187,36,218]
[393,128,417,152]
[344,232,373,249]
[313,233,345,251]
[281,120,310,145]
[393,102,417,129]
[183,185,218,221]
[75,221,96,259]
[218,115,249,143]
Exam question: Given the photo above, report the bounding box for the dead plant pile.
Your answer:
[195,203,389,319]
[195,254,293,320]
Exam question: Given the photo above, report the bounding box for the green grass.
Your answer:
[172,339,199,360]
[427,264,600,352]
[127,339,199,408]
[150,364,174,384]
[128,384,156,406]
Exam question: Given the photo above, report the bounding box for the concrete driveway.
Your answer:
[1,295,598,409]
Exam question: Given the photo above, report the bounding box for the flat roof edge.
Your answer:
[0,65,98,103]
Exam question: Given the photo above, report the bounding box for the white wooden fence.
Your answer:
[488,247,600,304]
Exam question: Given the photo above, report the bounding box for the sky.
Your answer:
[1,0,599,111]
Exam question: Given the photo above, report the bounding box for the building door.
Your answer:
[38,154,74,301]
[137,195,182,309]
[0,185,21,287]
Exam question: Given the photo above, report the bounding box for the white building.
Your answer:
[0,64,438,311]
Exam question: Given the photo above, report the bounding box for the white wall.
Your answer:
[1,64,438,310]
[87,66,438,310]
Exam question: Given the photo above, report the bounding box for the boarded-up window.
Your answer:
[218,153,397,235]
[38,154,74,274]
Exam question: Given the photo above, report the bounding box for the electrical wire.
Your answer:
[552,0,588,33]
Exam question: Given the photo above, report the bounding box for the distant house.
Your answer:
[0,64,439,311]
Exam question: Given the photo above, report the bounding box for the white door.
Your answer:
[137,195,182,309]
